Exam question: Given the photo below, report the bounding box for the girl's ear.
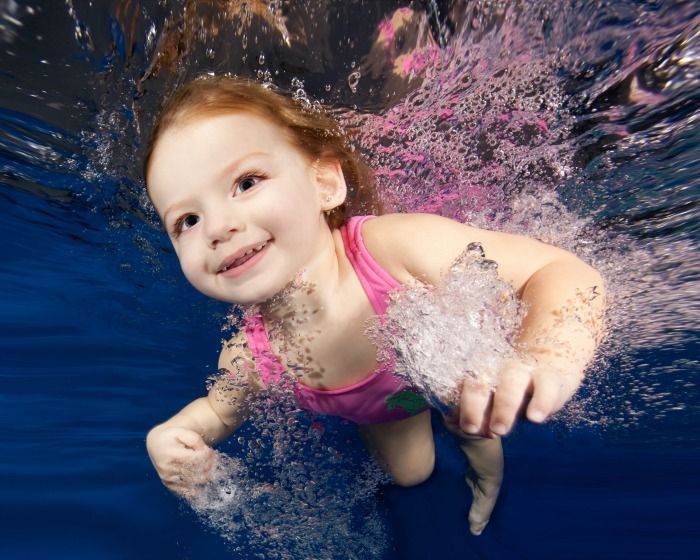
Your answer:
[313,159,347,212]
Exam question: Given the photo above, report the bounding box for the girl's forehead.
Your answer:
[167,111,311,162]
[148,111,308,184]
[176,110,282,137]
[158,110,302,155]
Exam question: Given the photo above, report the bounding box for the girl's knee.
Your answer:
[391,448,435,487]
[360,410,435,487]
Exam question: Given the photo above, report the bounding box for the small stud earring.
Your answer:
[325,196,332,203]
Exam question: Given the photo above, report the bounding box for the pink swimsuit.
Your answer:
[243,215,429,424]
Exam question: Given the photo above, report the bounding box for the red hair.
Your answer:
[144,75,383,228]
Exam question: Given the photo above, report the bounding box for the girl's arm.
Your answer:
[146,331,258,495]
[364,213,606,437]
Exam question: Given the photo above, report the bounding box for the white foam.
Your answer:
[369,243,524,410]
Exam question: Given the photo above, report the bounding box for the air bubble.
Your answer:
[187,370,389,559]
[347,71,361,93]
[369,248,524,406]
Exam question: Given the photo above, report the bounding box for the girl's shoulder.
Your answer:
[360,213,476,285]
[357,214,418,284]
[217,328,265,392]
[360,213,576,290]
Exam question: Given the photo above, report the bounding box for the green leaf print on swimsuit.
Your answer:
[385,390,430,415]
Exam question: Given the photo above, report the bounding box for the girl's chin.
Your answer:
[201,268,307,307]
[212,286,288,308]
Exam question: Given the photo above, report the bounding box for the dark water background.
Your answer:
[1,1,698,558]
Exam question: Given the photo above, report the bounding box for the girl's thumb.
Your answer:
[178,430,205,451]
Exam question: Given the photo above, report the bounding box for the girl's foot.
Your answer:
[464,466,502,535]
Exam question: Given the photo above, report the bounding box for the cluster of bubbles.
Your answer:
[189,366,389,560]
[342,1,699,429]
[369,243,524,409]
[351,48,570,222]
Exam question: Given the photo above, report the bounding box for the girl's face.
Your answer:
[147,112,337,305]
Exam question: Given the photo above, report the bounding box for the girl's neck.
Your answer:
[254,227,345,327]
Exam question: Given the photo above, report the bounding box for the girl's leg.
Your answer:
[358,409,434,487]
[443,414,504,535]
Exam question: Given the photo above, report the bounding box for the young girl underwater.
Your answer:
[145,76,605,536]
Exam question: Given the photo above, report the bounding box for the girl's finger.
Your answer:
[459,382,493,435]
[164,467,210,493]
[183,463,215,485]
[526,371,565,422]
[489,367,532,436]
[166,481,196,500]
[203,450,218,476]
[163,471,187,486]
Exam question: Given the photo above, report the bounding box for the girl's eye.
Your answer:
[236,174,264,194]
[174,214,199,235]
[183,215,199,229]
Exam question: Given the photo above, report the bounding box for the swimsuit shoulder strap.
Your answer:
[340,215,401,315]
[244,215,400,385]
[243,313,285,386]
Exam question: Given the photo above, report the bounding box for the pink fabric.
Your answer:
[243,216,428,424]
[244,313,286,384]
[340,215,399,314]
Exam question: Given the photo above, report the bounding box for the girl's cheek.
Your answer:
[178,253,201,283]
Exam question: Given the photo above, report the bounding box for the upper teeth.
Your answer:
[243,243,265,256]
[221,242,267,271]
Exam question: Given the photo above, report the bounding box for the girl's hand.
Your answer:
[146,426,217,497]
[458,360,583,438]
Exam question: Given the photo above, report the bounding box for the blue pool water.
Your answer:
[1,1,698,559]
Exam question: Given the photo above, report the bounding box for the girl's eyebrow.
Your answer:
[163,198,195,225]
[215,151,271,183]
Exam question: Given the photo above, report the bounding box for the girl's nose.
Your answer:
[204,210,240,248]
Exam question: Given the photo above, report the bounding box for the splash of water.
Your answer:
[188,372,390,560]
[193,308,391,558]
[343,2,699,429]
[369,243,524,410]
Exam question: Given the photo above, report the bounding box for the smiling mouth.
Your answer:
[217,241,270,273]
